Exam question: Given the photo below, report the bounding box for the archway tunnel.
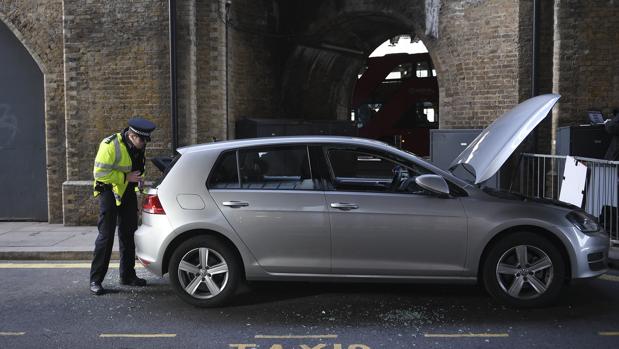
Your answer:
[228,0,439,155]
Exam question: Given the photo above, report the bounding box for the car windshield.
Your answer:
[387,145,476,186]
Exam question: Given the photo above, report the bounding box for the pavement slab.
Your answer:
[0,222,117,260]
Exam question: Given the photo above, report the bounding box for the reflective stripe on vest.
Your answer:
[93,133,133,206]
[95,136,132,172]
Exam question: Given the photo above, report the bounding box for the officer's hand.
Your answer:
[127,171,142,183]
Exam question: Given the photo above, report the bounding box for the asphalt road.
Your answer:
[1,262,619,349]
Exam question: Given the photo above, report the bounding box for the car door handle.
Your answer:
[330,202,359,210]
[222,201,249,208]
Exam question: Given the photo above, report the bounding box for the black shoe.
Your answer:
[120,276,147,286]
[90,282,105,295]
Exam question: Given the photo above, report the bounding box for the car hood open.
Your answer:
[450,94,560,184]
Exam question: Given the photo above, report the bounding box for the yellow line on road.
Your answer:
[424,333,509,338]
[99,333,176,338]
[0,263,143,269]
[255,335,338,339]
[600,274,619,282]
[0,332,25,336]
[599,332,619,336]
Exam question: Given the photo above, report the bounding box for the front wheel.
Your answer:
[482,232,566,308]
[169,236,241,307]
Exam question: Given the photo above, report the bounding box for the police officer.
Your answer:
[90,117,156,295]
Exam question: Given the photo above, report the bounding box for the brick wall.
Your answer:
[61,0,172,224]
[553,0,619,125]
[534,0,556,154]
[196,0,227,142]
[227,0,282,134]
[430,0,522,129]
[176,0,198,146]
[3,0,619,224]
[265,0,525,129]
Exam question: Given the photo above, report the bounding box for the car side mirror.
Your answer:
[415,174,450,197]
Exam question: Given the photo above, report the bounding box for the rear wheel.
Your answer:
[169,236,241,307]
[482,232,566,308]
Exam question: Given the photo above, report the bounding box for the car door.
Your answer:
[208,145,331,274]
[324,145,469,276]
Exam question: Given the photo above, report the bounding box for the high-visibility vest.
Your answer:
[92,133,138,206]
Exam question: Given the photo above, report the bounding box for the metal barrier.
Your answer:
[514,153,619,244]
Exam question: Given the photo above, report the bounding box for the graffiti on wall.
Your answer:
[0,104,18,149]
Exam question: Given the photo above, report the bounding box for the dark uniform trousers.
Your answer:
[90,186,138,283]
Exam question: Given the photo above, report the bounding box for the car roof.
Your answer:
[176,136,394,154]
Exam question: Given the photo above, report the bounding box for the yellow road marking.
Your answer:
[424,333,509,338]
[99,333,176,338]
[600,274,619,282]
[599,332,619,336]
[0,332,25,336]
[0,263,143,269]
[255,335,338,339]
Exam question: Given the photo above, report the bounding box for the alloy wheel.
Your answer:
[495,244,554,300]
[177,247,229,299]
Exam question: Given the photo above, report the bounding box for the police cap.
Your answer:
[128,117,156,142]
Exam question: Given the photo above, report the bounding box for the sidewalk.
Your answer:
[0,222,618,267]
[0,222,117,260]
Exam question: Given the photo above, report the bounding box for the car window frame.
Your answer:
[322,144,465,196]
[206,149,241,189]
[207,144,324,192]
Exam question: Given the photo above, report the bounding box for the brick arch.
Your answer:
[236,0,525,133]
[279,1,432,121]
[0,5,66,223]
[0,14,47,75]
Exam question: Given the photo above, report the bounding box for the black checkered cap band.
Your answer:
[129,126,151,137]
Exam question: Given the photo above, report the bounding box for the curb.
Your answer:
[0,250,617,270]
[0,251,119,261]
[0,253,617,271]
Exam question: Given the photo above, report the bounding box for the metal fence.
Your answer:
[513,153,619,244]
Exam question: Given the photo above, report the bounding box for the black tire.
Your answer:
[168,236,241,307]
[482,232,566,308]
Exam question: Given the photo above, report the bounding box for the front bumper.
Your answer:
[568,227,610,279]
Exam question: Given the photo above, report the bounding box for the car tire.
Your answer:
[169,236,241,307]
[482,232,566,308]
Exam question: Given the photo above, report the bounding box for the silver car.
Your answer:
[136,94,609,308]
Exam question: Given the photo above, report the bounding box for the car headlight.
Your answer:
[566,210,600,233]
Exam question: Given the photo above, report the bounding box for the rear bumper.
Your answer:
[135,213,173,277]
